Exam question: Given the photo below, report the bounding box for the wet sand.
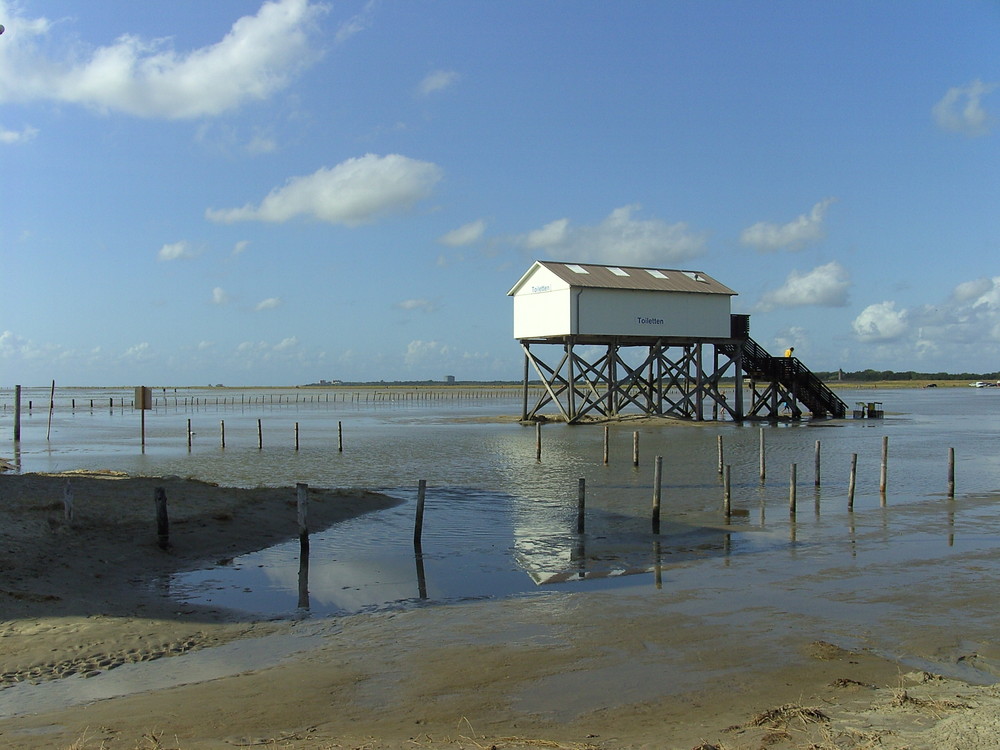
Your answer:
[1,472,999,749]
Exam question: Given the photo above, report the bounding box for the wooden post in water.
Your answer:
[814,440,821,486]
[13,385,21,442]
[723,465,732,518]
[848,453,858,510]
[535,421,542,461]
[717,435,724,475]
[603,425,609,465]
[948,447,955,498]
[187,419,192,449]
[879,435,888,496]
[155,487,169,549]
[414,479,427,548]
[652,456,663,534]
[338,421,343,452]
[46,380,55,441]
[633,431,640,467]
[759,427,766,482]
[294,422,300,451]
[220,420,225,448]
[257,418,263,449]
[577,478,586,534]
[789,464,797,515]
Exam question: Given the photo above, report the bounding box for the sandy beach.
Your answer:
[2,471,1000,750]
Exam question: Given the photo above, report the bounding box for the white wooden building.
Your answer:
[508,261,737,341]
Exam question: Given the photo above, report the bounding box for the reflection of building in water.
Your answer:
[509,261,847,422]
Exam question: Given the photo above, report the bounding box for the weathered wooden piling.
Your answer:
[717,435,724,475]
[577,477,586,534]
[603,425,609,465]
[338,421,343,452]
[155,487,169,549]
[294,422,300,451]
[814,440,821,486]
[187,418,192,449]
[535,421,542,461]
[879,435,888,495]
[948,447,955,498]
[789,463,797,515]
[632,431,640,467]
[759,428,766,482]
[652,455,663,534]
[257,418,263,449]
[848,453,858,510]
[414,479,427,548]
[13,385,20,442]
[220,420,226,448]
[723,465,732,518]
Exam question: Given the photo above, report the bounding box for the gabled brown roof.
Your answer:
[508,260,737,296]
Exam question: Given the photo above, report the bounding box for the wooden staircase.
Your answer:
[719,337,847,419]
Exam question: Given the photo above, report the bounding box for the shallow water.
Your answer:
[3,385,1000,715]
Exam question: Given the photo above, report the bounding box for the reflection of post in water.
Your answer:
[653,539,662,588]
[296,483,310,612]
[297,534,310,611]
[570,535,587,580]
[848,513,856,558]
[947,498,956,548]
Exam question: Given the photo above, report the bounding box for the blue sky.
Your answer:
[1,0,999,386]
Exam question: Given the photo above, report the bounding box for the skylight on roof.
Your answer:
[684,271,707,283]
[609,267,629,276]
[565,264,589,274]
[646,269,668,279]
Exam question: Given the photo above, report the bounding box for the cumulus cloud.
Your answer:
[853,301,909,342]
[438,219,485,247]
[255,297,282,311]
[157,240,195,261]
[335,0,377,44]
[0,125,38,144]
[740,198,836,252]
[417,69,459,96]
[211,287,230,305]
[933,80,998,136]
[232,240,250,255]
[404,339,450,366]
[520,205,706,266]
[756,261,850,312]
[0,0,325,119]
[274,336,298,350]
[206,154,442,226]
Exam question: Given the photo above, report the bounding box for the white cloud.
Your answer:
[335,0,377,44]
[520,205,706,266]
[933,80,998,136]
[404,339,450,366]
[157,240,195,261]
[232,240,250,255]
[438,219,485,247]
[206,154,442,226]
[756,261,850,312]
[853,301,909,342]
[0,125,38,144]
[0,0,325,119]
[396,298,438,313]
[255,297,282,311]
[211,287,230,305]
[246,133,278,154]
[740,198,836,252]
[418,69,459,96]
[274,336,298,350]
[121,342,151,360]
